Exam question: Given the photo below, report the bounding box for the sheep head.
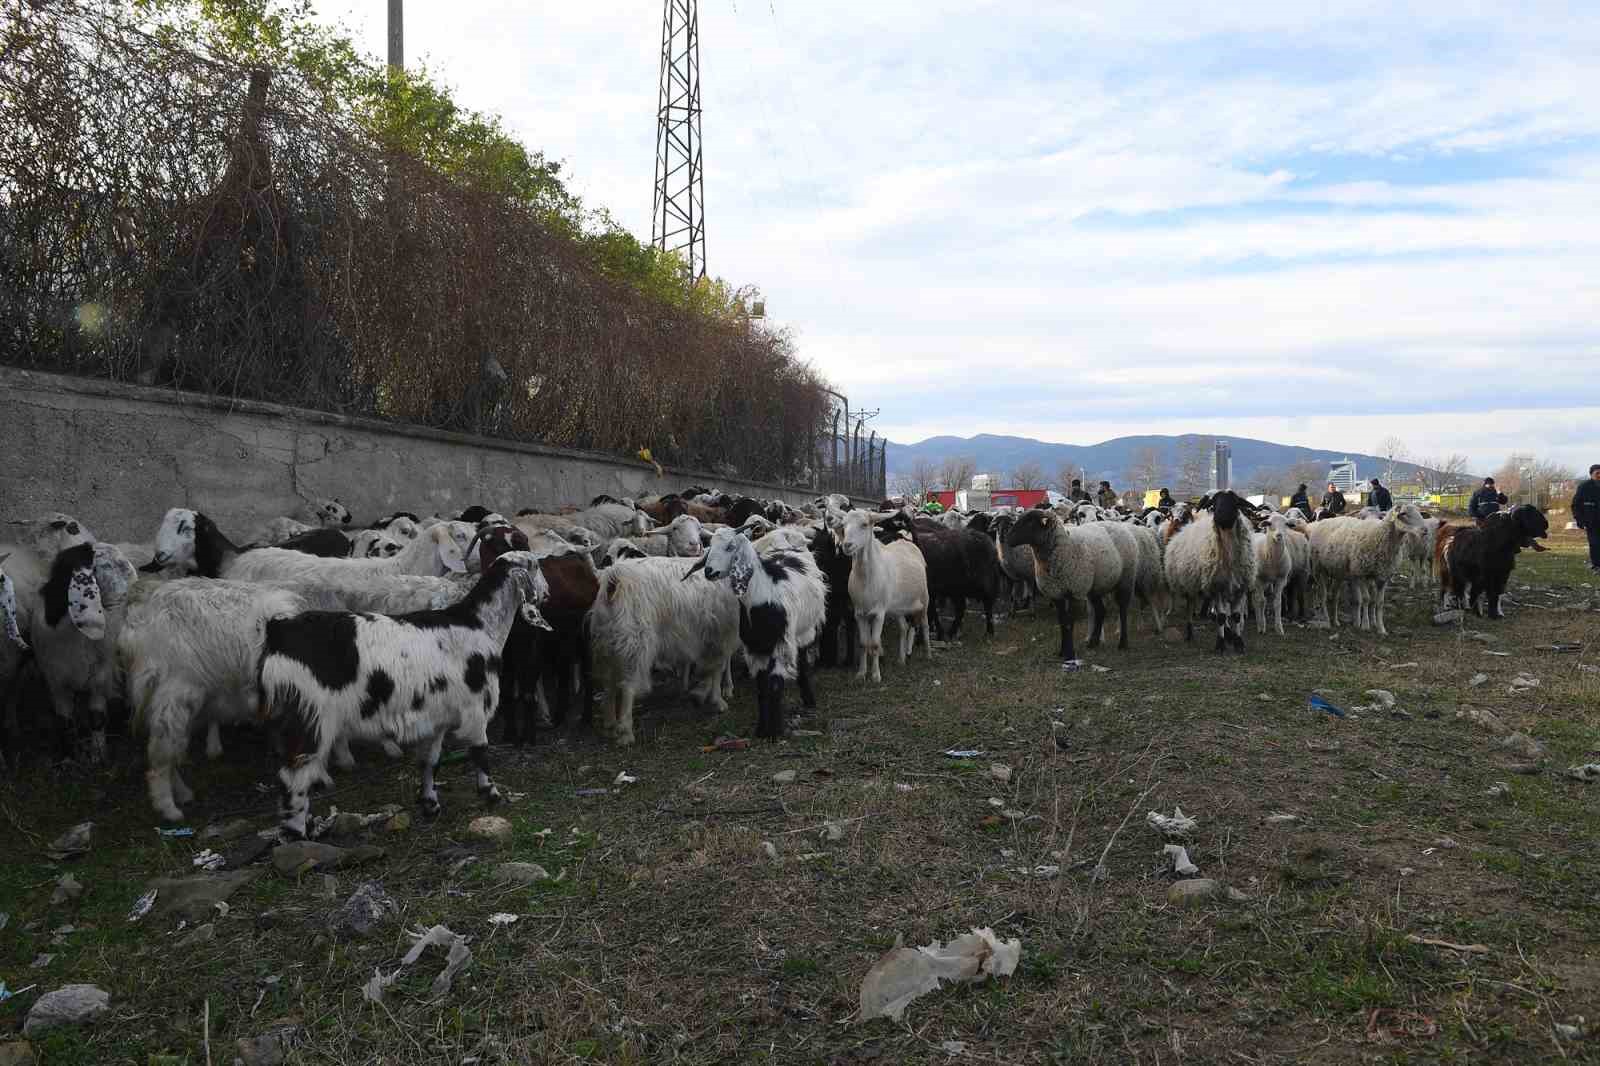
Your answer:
[688,528,758,597]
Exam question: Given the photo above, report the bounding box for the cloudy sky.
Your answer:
[322,2,1599,472]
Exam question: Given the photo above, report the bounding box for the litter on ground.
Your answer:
[858,927,1021,1022]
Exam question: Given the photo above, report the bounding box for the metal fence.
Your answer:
[0,2,859,489]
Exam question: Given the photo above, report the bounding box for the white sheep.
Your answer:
[1128,522,1171,633]
[1162,492,1258,652]
[350,529,406,559]
[1004,509,1137,661]
[259,551,552,837]
[1249,513,1295,636]
[120,579,312,820]
[835,511,931,682]
[586,554,740,746]
[601,514,707,562]
[0,541,135,760]
[687,528,827,739]
[517,502,650,544]
[752,526,812,554]
[1307,505,1428,636]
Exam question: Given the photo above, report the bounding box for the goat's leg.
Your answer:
[1055,596,1078,661]
[416,732,446,817]
[796,644,817,709]
[205,721,223,760]
[853,611,872,680]
[918,611,933,661]
[1085,594,1107,649]
[145,688,197,822]
[462,717,501,805]
[947,593,966,642]
[277,757,324,839]
[767,672,786,740]
[614,683,639,746]
[332,735,356,770]
[1114,589,1131,650]
[1372,578,1389,635]
[866,611,887,681]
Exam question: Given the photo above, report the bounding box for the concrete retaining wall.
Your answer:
[1,367,863,543]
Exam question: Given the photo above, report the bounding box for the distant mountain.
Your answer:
[885,433,1408,489]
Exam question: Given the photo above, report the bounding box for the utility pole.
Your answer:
[652,0,706,279]
[387,0,403,72]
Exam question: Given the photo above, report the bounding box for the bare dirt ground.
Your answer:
[2,530,1597,1064]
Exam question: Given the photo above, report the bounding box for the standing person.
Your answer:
[1069,479,1091,503]
[1289,483,1311,515]
[1573,464,1600,572]
[1157,487,1175,511]
[1319,481,1347,516]
[1367,478,1393,512]
[1096,480,1118,509]
[1469,477,1501,527]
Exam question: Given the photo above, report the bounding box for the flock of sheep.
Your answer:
[0,482,1546,837]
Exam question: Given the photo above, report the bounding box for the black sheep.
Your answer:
[1444,504,1548,619]
[911,517,1001,641]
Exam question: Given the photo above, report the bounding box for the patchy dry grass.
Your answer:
[2,531,1598,1064]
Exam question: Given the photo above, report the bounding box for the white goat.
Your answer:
[835,511,931,682]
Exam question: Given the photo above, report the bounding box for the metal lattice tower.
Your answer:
[652,0,706,278]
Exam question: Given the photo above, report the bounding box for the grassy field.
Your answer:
[2,530,1598,1064]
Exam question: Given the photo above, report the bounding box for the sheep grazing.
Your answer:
[835,511,931,682]
[120,579,311,821]
[1163,491,1257,653]
[1004,509,1137,662]
[686,528,827,739]
[1443,506,1548,619]
[586,555,740,746]
[910,517,1002,641]
[1250,512,1295,636]
[1307,504,1429,635]
[258,551,552,837]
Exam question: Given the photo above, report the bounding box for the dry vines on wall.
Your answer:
[0,1,837,484]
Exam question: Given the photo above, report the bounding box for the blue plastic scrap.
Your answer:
[1308,693,1346,718]
[156,827,195,838]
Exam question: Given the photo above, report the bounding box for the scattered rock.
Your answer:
[1504,761,1542,775]
[1456,706,1509,734]
[1508,673,1541,693]
[1433,837,1459,850]
[221,834,276,870]
[495,862,551,885]
[1486,782,1513,802]
[1163,844,1199,876]
[761,840,779,861]
[147,870,260,922]
[1364,690,1397,709]
[199,818,256,844]
[22,984,108,1037]
[823,820,846,842]
[1469,632,1494,644]
[1499,732,1546,759]
[30,954,52,969]
[1468,673,1488,687]
[328,882,397,940]
[1566,763,1600,783]
[989,762,1012,784]
[0,1041,36,1066]
[234,1022,299,1066]
[466,816,514,845]
[1167,879,1222,907]
[771,770,797,785]
[270,842,385,877]
[324,812,367,838]
[176,922,214,949]
[1432,609,1463,626]
[385,813,411,832]
[50,874,83,906]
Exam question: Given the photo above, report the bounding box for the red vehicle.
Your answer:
[930,489,1048,511]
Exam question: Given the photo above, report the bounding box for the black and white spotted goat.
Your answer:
[257,550,552,837]
[685,528,827,739]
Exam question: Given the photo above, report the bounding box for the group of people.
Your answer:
[1286,477,1391,517]
[1066,479,1122,509]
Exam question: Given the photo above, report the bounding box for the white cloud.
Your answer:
[314,1,1600,472]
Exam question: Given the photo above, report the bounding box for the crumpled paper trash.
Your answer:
[47,822,93,859]
[858,927,1021,1022]
[362,925,473,1003]
[1146,807,1198,839]
[1163,844,1199,876]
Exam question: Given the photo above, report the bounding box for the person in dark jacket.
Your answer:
[1367,478,1393,511]
[1289,483,1311,514]
[1157,488,1174,511]
[1096,481,1118,509]
[1319,482,1347,516]
[1469,477,1501,526]
[1068,479,1091,503]
[1573,464,1600,570]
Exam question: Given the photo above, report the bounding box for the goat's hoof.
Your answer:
[480,785,502,806]
[419,797,442,819]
